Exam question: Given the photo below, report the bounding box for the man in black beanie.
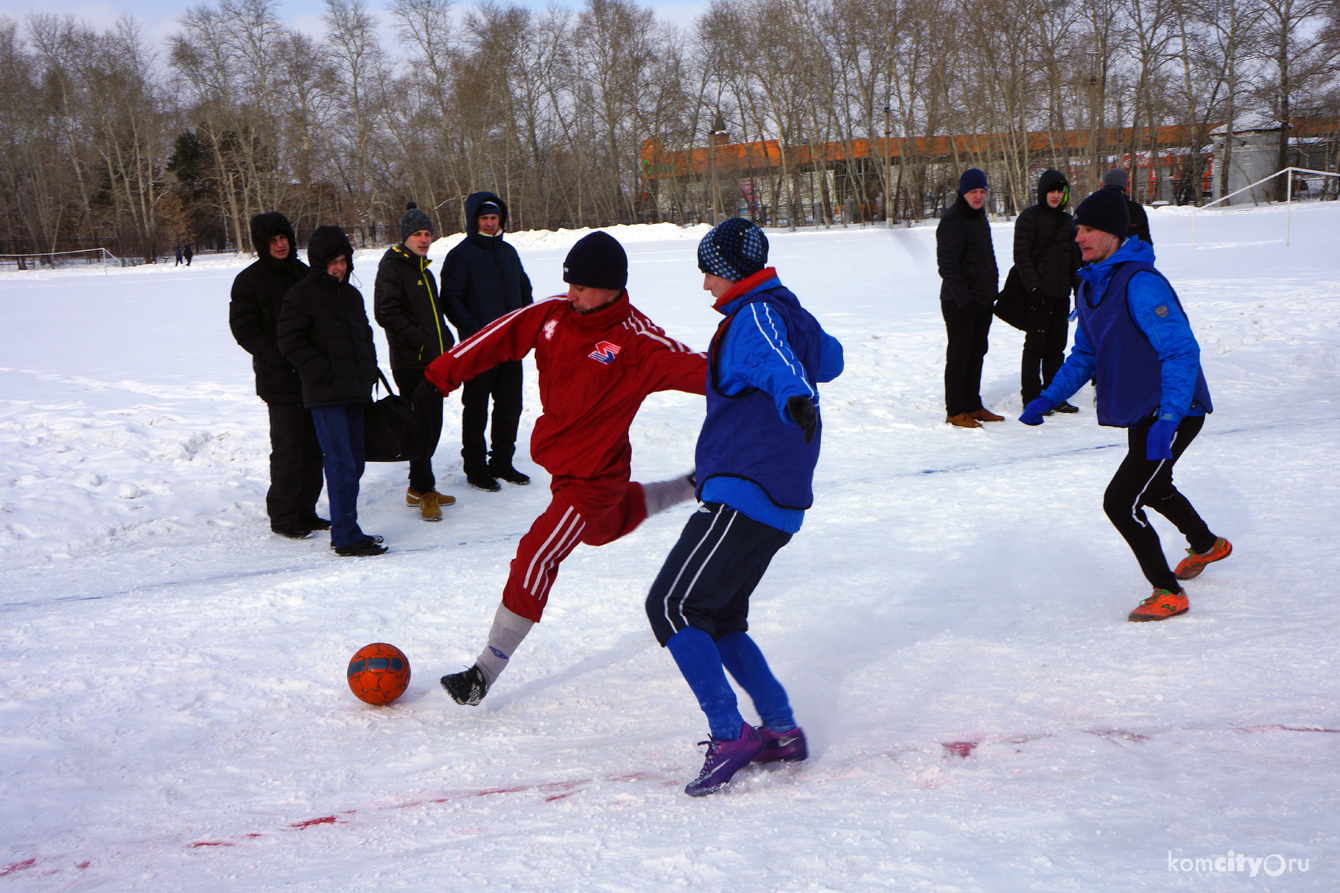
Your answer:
[229,212,327,540]
[442,191,533,492]
[937,168,1003,428]
[423,231,707,706]
[1019,188,1230,622]
[374,202,458,520]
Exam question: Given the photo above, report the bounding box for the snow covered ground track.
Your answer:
[2,207,1338,891]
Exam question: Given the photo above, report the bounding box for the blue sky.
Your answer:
[5,0,709,52]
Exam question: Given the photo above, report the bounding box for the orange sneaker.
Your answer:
[1174,537,1232,580]
[969,407,1004,422]
[1128,588,1189,622]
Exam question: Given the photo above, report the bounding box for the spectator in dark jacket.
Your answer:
[374,203,457,521]
[937,168,1002,428]
[183,244,193,266]
[442,191,534,491]
[229,212,326,540]
[278,225,385,557]
[1102,169,1152,245]
[1013,169,1083,412]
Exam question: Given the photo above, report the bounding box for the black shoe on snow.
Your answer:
[300,515,332,531]
[441,665,489,705]
[334,536,387,557]
[466,471,501,492]
[1054,401,1080,413]
[271,524,312,540]
[489,464,530,486]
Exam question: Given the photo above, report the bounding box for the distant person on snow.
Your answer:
[1013,169,1082,413]
[441,191,534,492]
[183,244,194,266]
[374,202,458,522]
[175,245,183,267]
[423,231,707,706]
[1019,188,1231,621]
[230,212,327,540]
[278,225,385,557]
[646,218,843,796]
[1102,168,1152,246]
[937,168,1003,428]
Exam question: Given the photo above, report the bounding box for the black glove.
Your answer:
[412,377,442,416]
[786,395,818,445]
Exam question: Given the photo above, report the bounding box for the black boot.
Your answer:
[441,665,490,705]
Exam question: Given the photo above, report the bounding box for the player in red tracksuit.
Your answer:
[424,231,707,705]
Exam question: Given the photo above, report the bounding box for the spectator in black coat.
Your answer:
[277,225,385,557]
[937,168,1003,428]
[374,203,457,521]
[441,191,534,491]
[183,244,193,266]
[1013,169,1083,412]
[229,212,326,540]
[1102,169,1153,245]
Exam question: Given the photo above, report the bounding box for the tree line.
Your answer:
[1,0,1337,261]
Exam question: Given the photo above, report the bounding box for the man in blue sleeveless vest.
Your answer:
[1019,187,1232,622]
[645,218,844,796]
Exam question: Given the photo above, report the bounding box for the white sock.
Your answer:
[642,472,696,516]
[475,604,534,686]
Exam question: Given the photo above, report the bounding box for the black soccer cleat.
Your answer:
[441,664,490,705]
[489,463,531,486]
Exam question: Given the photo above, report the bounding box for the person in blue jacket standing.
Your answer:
[1019,187,1231,621]
[646,218,844,796]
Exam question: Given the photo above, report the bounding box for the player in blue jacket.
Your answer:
[1020,187,1231,622]
[646,218,844,796]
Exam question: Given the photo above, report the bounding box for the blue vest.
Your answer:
[1079,261,1212,427]
[695,284,824,510]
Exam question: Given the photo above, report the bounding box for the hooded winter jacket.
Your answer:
[374,243,455,370]
[277,226,379,408]
[937,192,998,308]
[1012,169,1082,301]
[441,191,533,340]
[229,212,310,404]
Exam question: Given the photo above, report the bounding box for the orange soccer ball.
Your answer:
[347,643,411,705]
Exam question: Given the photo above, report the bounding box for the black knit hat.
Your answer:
[697,217,769,281]
[399,202,433,243]
[1075,187,1130,239]
[477,200,502,218]
[958,168,988,194]
[562,231,627,290]
[307,225,354,275]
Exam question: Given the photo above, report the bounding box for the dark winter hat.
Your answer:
[562,231,628,291]
[307,225,355,274]
[958,168,988,194]
[399,202,434,243]
[1102,168,1129,192]
[250,211,296,257]
[1075,187,1130,240]
[477,200,502,218]
[697,217,769,282]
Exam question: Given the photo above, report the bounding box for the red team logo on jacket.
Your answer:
[589,341,622,364]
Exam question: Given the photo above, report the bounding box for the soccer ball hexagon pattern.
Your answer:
[346,643,411,705]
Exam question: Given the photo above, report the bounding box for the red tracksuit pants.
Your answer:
[502,474,647,623]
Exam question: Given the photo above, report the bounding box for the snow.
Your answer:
[2,203,1338,891]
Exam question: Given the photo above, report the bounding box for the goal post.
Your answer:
[1191,167,1340,249]
[0,247,122,272]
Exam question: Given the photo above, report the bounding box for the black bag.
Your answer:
[994,266,1029,331]
[364,369,425,463]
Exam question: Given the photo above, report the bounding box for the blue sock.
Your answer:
[666,627,743,740]
[716,631,795,732]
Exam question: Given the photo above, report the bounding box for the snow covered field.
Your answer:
[2,203,1338,891]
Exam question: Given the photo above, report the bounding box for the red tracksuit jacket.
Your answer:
[426,292,706,481]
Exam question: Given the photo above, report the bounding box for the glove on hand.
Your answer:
[786,395,818,445]
[1146,419,1178,461]
[412,377,443,417]
[1019,396,1056,426]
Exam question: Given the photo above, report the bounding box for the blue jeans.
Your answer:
[310,403,367,548]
